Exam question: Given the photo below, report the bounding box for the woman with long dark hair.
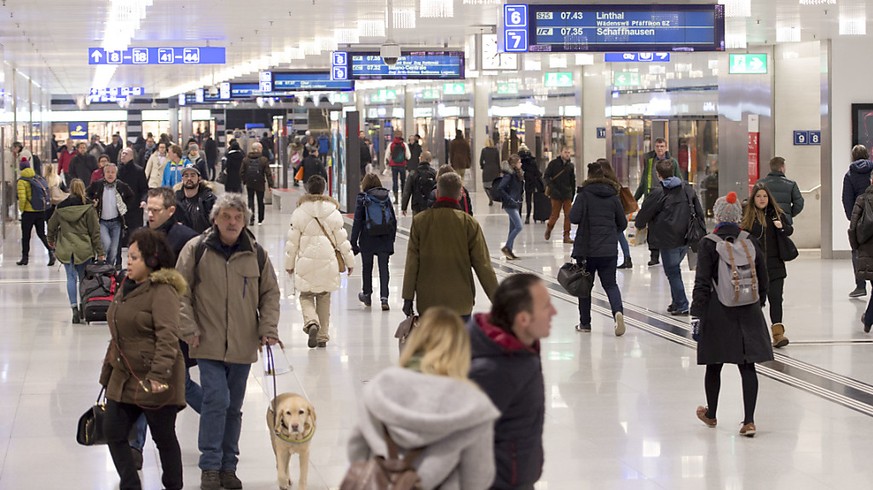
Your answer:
[598,158,633,268]
[495,155,525,259]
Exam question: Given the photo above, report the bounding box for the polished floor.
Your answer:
[1,186,872,489]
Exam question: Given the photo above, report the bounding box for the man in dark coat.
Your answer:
[146,187,199,257]
[69,141,99,187]
[843,145,873,298]
[116,147,148,234]
[757,156,804,223]
[300,147,327,184]
[240,142,274,226]
[519,145,542,224]
[542,146,577,243]
[692,193,772,437]
[407,134,423,172]
[175,164,217,233]
[635,160,705,316]
[634,138,682,266]
[468,273,554,490]
[203,133,219,180]
[105,133,124,164]
[849,184,873,333]
[86,164,135,266]
[401,151,437,216]
[570,164,628,335]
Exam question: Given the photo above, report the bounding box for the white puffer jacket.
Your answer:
[284,193,355,293]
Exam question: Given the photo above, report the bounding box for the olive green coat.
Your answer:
[46,197,104,265]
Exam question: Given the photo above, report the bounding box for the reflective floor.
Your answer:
[1,186,872,489]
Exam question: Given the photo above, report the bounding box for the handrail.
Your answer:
[800,184,821,194]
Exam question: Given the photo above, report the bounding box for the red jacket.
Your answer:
[58,149,76,175]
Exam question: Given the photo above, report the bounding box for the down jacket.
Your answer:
[842,159,873,220]
[849,186,873,281]
[570,177,628,259]
[757,171,804,222]
[100,269,188,408]
[284,193,355,293]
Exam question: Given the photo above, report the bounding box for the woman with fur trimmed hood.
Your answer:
[284,175,355,349]
[569,161,628,336]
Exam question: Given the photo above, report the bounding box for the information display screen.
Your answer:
[348,51,464,80]
[271,72,355,91]
[528,4,724,52]
[230,83,260,98]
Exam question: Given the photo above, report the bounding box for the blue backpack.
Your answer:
[21,175,51,211]
[364,193,395,236]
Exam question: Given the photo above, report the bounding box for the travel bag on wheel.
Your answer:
[533,191,551,223]
[79,262,120,324]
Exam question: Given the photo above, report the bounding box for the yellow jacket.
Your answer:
[17,167,37,212]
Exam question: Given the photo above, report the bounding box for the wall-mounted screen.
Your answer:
[348,51,464,80]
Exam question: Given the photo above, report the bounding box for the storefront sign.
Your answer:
[69,122,89,139]
[729,53,767,74]
[88,47,226,65]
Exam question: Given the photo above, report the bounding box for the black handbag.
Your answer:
[76,387,108,446]
[558,262,594,298]
[777,231,799,261]
[684,187,706,252]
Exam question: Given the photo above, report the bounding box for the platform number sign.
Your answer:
[158,48,174,64]
[331,51,348,80]
[182,48,201,64]
[503,4,529,53]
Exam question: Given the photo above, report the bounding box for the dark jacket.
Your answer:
[520,150,542,194]
[692,223,774,366]
[634,151,681,200]
[117,161,148,231]
[496,170,524,210]
[223,148,245,193]
[402,163,437,214]
[849,186,873,280]
[175,184,217,234]
[408,141,422,171]
[105,141,123,164]
[86,179,135,227]
[480,147,501,183]
[570,178,627,258]
[185,155,208,179]
[427,186,474,216]
[203,138,218,166]
[635,177,704,250]
[842,160,873,219]
[155,218,199,260]
[301,155,327,183]
[240,152,273,192]
[543,157,576,201]
[359,142,372,172]
[468,314,544,489]
[757,171,804,221]
[744,207,793,281]
[350,187,397,256]
[69,153,98,187]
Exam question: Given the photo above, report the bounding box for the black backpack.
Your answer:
[490,176,506,202]
[414,168,436,207]
[244,159,262,186]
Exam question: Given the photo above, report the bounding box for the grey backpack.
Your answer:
[705,231,759,307]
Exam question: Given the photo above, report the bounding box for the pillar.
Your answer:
[473,76,490,193]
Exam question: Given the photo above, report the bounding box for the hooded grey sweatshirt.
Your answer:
[348,366,500,490]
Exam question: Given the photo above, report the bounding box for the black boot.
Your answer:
[16,257,28,266]
[47,251,56,267]
[619,257,633,269]
[72,307,82,324]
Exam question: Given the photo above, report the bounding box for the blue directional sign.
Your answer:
[504,4,529,52]
[331,51,349,80]
[89,87,144,97]
[219,82,231,100]
[596,127,607,139]
[528,4,725,52]
[88,47,226,65]
[809,131,821,145]
[230,83,260,99]
[604,52,670,62]
[793,131,809,146]
[272,72,354,91]
[347,51,464,80]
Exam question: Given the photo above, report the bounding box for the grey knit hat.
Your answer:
[713,191,742,223]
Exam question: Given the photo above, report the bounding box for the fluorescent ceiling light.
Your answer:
[358,19,386,37]
[799,0,836,5]
[840,4,867,35]
[420,0,454,18]
[462,0,501,4]
[392,8,416,29]
[335,28,360,44]
[718,0,751,18]
[776,24,801,43]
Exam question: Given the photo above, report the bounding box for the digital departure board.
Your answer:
[271,72,355,91]
[229,83,260,98]
[348,51,464,80]
[526,4,724,52]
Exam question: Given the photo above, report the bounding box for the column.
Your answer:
[168,105,179,143]
[473,76,490,193]
[180,107,193,144]
[404,87,414,140]
[582,65,608,166]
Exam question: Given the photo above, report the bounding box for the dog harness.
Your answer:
[267,344,316,445]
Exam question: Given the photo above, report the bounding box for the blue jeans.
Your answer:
[361,252,390,300]
[390,166,406,195]
[661,247,689,311]
[618,231,630,261]
[131,367,203,451]
[577,256,623,326]
[505,207,523,251]
[64,260,90,306]
[100,219,122,265]
[198,360,251,471]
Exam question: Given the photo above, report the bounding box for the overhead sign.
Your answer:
[503,4,530,52]
[604,52,670,62]
[613,71,640,87]
[347,51,464,80]
[497,81,519,95]
[69,122,89,139]
[230,83,260,99]
[524,4,725,53]
[544,71,573,88]
[443,82,466,95]
[272,72,355,91]
[219,82,231,100]
[331,52,348,80]
[728,53,767,74]
[89,87,144,97]
[793,130,821,146]
[88,47,226,65]
[420,88,440,100]
[259,71,273,93]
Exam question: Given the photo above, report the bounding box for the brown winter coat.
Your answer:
[241,152,274,192]
[99,269,188,408]
[449,137,472,170]
[176,227,281,364]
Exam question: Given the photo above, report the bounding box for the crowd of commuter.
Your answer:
[19,128,873,490]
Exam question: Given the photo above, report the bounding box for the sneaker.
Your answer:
[696,406,717,428]
[200,470,221,490]
[614,312,626,337]
[670,309,690,316]
[219,470,243,489]
[305,323,320,348]
[849,287,867,298]
[739,422,756,437]
[500,246,513,259]
[575,324,591,332]
[357,292,371,307]
[131,447,143,470]
[667,304,677,314]
[381,300,390,311]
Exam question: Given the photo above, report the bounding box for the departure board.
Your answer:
[348,51,464,80]
[528,4,724,52]
[271,72,355,91]
[229,83,260,98]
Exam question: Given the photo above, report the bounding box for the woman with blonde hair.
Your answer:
[43,163,69,222]
[348,307,499,489]
[47,178,104,324]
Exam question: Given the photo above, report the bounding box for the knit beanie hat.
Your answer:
[713,191,742,223]
[19,158,29,170]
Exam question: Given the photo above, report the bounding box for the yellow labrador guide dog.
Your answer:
[267,393,317,490]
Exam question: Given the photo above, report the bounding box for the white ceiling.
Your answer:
[0,0,869,97]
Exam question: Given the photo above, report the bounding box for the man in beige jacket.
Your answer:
[176,193,281,490]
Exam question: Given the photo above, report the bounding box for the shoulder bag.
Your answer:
[683,186,707,252]
[314,217,347,273]
[76,387,108,446]
[544,165,568,198]
[394,314,419,355]
[619,186,638,214]
[775,214,799,261]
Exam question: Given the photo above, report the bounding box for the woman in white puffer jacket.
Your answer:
[284,175,355,348]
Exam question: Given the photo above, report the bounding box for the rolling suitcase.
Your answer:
[79,262,120,324]
[533,192,552,223]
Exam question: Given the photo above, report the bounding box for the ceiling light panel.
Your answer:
[718,0,751,18]
[358,19,386,37]
[420,0,454,18]
[799,0,836,5]
[840,4,867,35]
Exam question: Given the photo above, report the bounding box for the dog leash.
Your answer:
[266,344,315,445]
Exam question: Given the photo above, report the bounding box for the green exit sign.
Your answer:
[497,82,518,95]
[729,54,768,74]
[544,72,573,88]
[443,82,466,95]
[613,71,640,87]
[420,89,440,100]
